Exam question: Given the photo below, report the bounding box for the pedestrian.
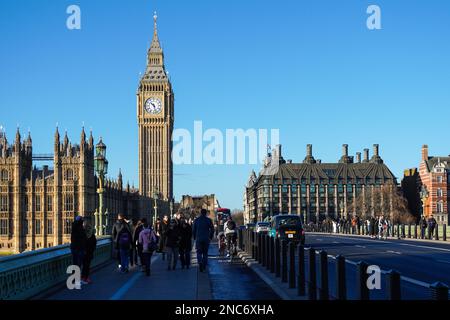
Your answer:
[427,215,437,240]
[192,208,215,272]
[70,215,87,269]
[158,215,170,260]
[81,221,97,284]
[133,218,145,269]
[419,215,427,239]
[112,213,133,273]
[125,217,136,267]
[179,216,193,269]
[165,218,182,270]
[139,221,158,276]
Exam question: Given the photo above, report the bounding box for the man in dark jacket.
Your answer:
[419,215,428,239]
[158,215,170,260]
[112,213,132,273]
[193,209,215,272]
[179,215,193,269]
[165,219,182,270]
[70,215,87,268]
[133,219,146,269]
[427,215,437,240]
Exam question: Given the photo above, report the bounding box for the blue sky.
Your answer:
[1,0,450,210]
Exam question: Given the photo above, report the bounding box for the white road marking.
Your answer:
[386,250,402,255]
[397,243,450,252]
[315,239,323,241]
[436,260,450,264]
[355,245,366,249]
[332,241,340,244]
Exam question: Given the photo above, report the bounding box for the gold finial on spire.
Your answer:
[153,11,158,35]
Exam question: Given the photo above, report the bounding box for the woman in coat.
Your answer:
[179,217,193,269]
[81,221,97,284]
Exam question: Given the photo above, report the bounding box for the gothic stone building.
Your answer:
[244,144,397,223]
[0,128,150,254]
[180,194,217,221]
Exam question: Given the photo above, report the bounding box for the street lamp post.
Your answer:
[420,185,429,218]
[152,187,159,227]
[94,137,108,236]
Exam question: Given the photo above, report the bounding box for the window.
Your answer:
[437,188,443,198]
[0,195,8,212]
[0,169,8,181]
[24,219,29,235]
[47,195,53,211]
[0,219,8,235]
[24,196,29,212]
[64,194,74,211]
[437,176,443,183]
[47,219,53,235]
[64,219,72,234]
[65,169,74,181]
[35,195,41,212]
[437,201,444,213]
[35,220,41,235]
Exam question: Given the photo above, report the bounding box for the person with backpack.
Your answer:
[193,209,215,272]
[139,221,158,276]
[112,213,133,273]
[81,221,97,284]
[419,215,428,239]
[224,215,237,257]
[179,216,193,269]
[165,219,182,270]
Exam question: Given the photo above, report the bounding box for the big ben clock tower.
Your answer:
[137,12,174,201]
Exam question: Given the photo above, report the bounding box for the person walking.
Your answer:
[158,215,170,260]
[179,216,193,269]
[165,219,182,270]
[192,209,215,272]
[419,215,427,239]
[70,216,87,269]
[112,213,133,273]
[133,219,145,270]
[139,221,158,276]
[428,215,437,240]
[81,221,97,284]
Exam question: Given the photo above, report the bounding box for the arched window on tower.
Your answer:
[65,169,74,181]
[1,169,8,182]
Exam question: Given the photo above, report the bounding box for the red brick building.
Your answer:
[418,145,449,225]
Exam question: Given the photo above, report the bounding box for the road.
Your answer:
[304,233,450,299]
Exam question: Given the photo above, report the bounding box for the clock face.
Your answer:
[144,97,162,114]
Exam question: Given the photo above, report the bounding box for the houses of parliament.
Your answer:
[0,13,173,254]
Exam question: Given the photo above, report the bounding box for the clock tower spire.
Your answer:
[137,12,174,202]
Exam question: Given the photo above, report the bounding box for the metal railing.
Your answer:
[238,229,449,300]
[0,237,112,300]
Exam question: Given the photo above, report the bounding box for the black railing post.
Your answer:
[435,225,439,241]
[336,255,346,300]
[252,231,256,259]
[297,245,305,296]
[289,242,296,289]
[270,237,275,273]
[407,224,411,239]
[266,234,271,271]
[386,269,401,300]
[275,237,281,277]
[262,233,267,267]
[281,240,288,283]
[430,282,449,300]
[443,224,447,241]
[356,261,369,300]
[319,250,329,300]
[308,248,317,300]
[414,224,418,239]
[238,228,243,250]
[396,224,400,239]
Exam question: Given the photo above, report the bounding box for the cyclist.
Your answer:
[217,231,226,256]
[224,216,237,257]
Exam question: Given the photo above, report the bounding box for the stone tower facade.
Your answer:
[137,12,174,202]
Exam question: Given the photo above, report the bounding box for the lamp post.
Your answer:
[420,185,429,218]
[152,186,159,227]
[94,137,108,236]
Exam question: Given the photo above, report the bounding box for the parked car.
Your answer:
[246,223,256,231]
[255,222,271,233]
[238,225,247,231]
[269,214,305,245]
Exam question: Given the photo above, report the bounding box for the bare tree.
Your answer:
[231,209,244,226]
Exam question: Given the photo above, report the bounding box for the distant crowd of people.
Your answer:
[310,214,439,240]
[70,208,217,286]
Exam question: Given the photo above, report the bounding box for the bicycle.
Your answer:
[227,238,237,263]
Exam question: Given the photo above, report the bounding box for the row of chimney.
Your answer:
[305,144,380,163]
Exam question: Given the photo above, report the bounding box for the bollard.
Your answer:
[270,237,275,273]
[262,234,266,267]
[252,231,256,259]
[266,234,271,271]
[289,242,296,289]
[386,270,401,300]
[281,240,288,283]
[435,225,439,241]
[308,248,317,300]
[414,224,418,239]
[357,225,361,235]
[319,250,329,300]
[401,224,406,238]
[297,245,305,296]
[444,225,447,242]
[397,224,400,239]
[407,224,411,239]
[356,261,369,300]
[336,255,347,300]
[430,282,449,300]
[275,237,281,277]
